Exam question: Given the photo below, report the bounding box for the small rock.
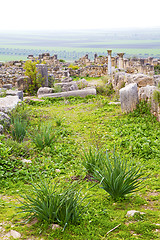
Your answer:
[52,224,61,230]
[126,210,145,217]
[0,124,3,134]
[22,159,32,164]
[6,230,21,239]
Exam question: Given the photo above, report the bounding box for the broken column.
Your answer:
[119,83,139,113]
[117,53,125,69]
[36,64,48,87]
[107,50,112,75]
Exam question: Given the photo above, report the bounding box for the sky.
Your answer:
[0,0,160,31]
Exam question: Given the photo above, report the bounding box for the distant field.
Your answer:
[0,28,160,62]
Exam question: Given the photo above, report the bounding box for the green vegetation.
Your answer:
[85,149,145,200]
[18,180,87,231]
[154,65,160,75]
[30,123,57,150]
[0,95,160,239]
[10,117,27,142]
[24,60,45,95]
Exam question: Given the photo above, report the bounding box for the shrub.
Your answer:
[31,123,57,150]
[69,64,79,70]
[96,83,114,96]
[18,180,88,230]
[24,60,45,95]
[53,85,62,93]
[10,117,27,142]
[153,84,160,105]
[59,59,65,63]
[90,149,145,200]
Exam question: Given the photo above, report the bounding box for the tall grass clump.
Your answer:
[18,179,88,230]
[10,117,27,142]
[31,123,56,150]
[82,147,106,175]
[83,149,145,200]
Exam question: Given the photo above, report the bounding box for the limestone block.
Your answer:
[16,76,30,90]
[37,87,53,96]
[126,74,153,87]
[120,83,139,113]
[0,96,20,112]
[0,112,11,126]
[36,64,48,87]
[126,210,145,217]
[76,78,88,89]
[139,85,160,120]
[6,90,23,100]
[2,84,12,89]
[38,88,96,98]
[6,230,21,239]
[55,82,78,92]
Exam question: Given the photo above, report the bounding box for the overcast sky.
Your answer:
[0,0,160,31]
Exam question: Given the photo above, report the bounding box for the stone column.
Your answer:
[36,64,48,87]
[107,50,112,75]
[117,53,125,69]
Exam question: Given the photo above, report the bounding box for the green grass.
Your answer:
[0,96,160,239]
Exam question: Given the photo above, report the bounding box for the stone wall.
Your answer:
[69,65,108,78]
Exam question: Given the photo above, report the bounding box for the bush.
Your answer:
[96,83,114,96]
[24,60,45,95]
[18,180,88,230]
[88,149,145,200]
[10,117,27,142]
[153,84,160,105]
[31,123,57,150]
[69,64,79,70]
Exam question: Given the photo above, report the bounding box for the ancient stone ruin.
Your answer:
[0,49,160,121]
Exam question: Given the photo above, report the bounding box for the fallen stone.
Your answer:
[22,159,32,164]
[37,87,53,96]
[52,224,61,230]
[0,96,21,112]
[55,82,78,92]
[108,102,121,105]
[38,88,96,98]
[139,85,160,121]
[76,78,88,89]
[2,84,12,89]
[120,83,139,113]
[6,230,21,239]
[6,90,23,100]
[126,210,145,217]
[0,112,11,125]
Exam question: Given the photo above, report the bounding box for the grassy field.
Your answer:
[0,93,160,239]
[0,28,160,62]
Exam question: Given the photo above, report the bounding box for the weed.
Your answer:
[10,117,27,142]
[18,179,88,230]
[30,123,57,150]
[82,147,105,175]
[91,149,145,200]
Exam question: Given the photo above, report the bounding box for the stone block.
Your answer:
[6,90,23,100]
[120,83,139,113]
[38,88,96,98]
[37,87,53,96]
[2,84,12,89]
